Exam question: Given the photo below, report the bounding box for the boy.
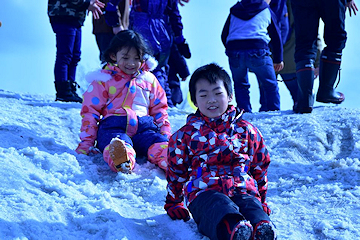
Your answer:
[221,0,284,113]
[164,63,276,240]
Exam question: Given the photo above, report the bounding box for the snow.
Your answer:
[0,89,359,240]
[1,1,360,239]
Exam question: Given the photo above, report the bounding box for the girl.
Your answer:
[76,30,171,173]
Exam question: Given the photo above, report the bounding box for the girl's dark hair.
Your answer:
[102,30,152,63]
[189,63,233,104]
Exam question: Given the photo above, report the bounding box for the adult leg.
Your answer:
[291,0,319,113]
[280,73,298,106]
[51,22,82,102]
[95,32,115,62]
[316,0,347,104]
[227,51,252,113]
[67,26,82,102]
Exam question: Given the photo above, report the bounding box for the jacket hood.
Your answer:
[230,0,269,20]
[186,105,244,130]
[85,55,158,83]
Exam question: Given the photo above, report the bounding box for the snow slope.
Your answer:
[0,90,359,240]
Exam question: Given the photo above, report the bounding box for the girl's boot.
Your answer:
[103,138,136,173]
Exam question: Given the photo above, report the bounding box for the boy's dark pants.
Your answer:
[188,190,270,240]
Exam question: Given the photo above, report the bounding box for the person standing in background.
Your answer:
[92,0,130,63]
[278,0,322,110]
[48,0,105,103]
[291,0,358,113]
[222,0,284,113]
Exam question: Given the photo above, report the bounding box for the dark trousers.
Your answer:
[51,22,82,82]
[96,116,168,157]
[188,190,270,240]
[291,0,347,63]
[95,33,115,62]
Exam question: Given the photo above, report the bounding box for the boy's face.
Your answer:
[194,78,232,118]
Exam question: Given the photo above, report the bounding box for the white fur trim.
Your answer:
[85,70,112,83]
[143,54,158,71]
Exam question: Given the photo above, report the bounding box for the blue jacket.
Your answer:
[128,0,184,55]
[221,0,283,63]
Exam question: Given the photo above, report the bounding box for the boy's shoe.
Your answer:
[109,138,132,173]
[230,220,253,240]
[253,221,276,240]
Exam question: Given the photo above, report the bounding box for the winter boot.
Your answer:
[293,60,315,114]
[230,220,253,240]
[316,51,344,104]
[103,138,136,173]
[69,80,83,103]
[253,221,276,240]
[147,142,168,170]
[54,81,82,103]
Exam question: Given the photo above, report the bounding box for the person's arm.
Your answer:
[76,79,108,154]
[268,8,283,65]
[164,129,191,221]
[148,74,172,139]
[248,125,270,204]
[346,0,358,17]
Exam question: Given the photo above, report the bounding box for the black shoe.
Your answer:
[293,102,312,114]
[69,81,83,103]
[55,81,82,103]
[316,91,345,104]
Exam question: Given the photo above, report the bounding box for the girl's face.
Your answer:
[194,78,232,118]
[111,47,142,75]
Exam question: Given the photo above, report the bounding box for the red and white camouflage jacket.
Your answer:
[166,105,270,206]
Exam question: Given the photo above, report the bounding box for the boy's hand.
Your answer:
[164,203,190,221]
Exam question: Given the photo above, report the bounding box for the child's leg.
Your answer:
[231,194,276,240]
[103,138,136,173]
[147,142,168,170]
[188,190,251,240]
[227,50,252,113]
[131,117,169,170]
[249,51,280,112]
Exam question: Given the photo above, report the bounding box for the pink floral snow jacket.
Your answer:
[166,106,270,206]
[76,62,171,154]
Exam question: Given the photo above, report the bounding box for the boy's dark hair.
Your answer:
[102,30,152,63]
[189,63,233,104]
